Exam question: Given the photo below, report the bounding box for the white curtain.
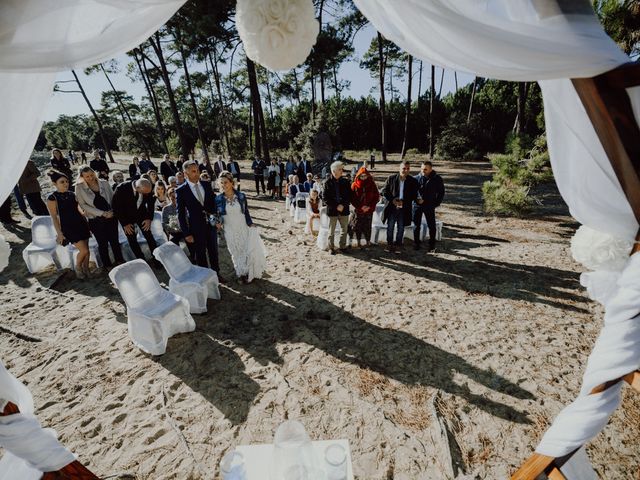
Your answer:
[0,0,186,207]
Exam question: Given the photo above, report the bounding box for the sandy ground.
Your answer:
[1,155,638,479]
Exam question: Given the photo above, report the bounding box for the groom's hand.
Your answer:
[185,235,194,243]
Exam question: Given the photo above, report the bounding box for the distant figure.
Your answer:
[198,157,214,178]
[176,154,186,172]
[18,160,48,216]
[111,171,124,191]
[413,161,445,252]
[302,173,315,193]
[46,170,91,277]
[160,154,178,183]
[213,155,227,179]
[50,148,73,180]
[350,166,379,248]
[297,156,312,183]
[89,150,109,180]
[148,170,159,186]
[287,174,300,201]
[251,156,266,195]
[227,158,241,190]
[176,171,185,186]
[321,161,351,254]
[285,158,296,178]
[154,181,170,211]
[267,159,280,199]
[80,152,87,164]
[277,158,285,198]
[369,151,376,169]
[381,161,418,252]
[128,156,141,180]
[138,152,154,174]
[68,150,77,165]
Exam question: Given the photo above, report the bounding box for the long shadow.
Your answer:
[203,281,534,424]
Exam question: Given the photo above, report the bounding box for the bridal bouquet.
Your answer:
[236,0,319,71]
[167,214,180,233]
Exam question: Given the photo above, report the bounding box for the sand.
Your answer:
[1,156,638,479]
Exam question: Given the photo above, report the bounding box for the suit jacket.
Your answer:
[139,159,155,174]
[297,160,312,182]
[415,171,445,208]
[213,160,227,177]
[128,163,141,179]
[381,174,419,224]
[112,181,155,227]
[176,181,217,238]
[321,176,351,217]
[160,161,178,181]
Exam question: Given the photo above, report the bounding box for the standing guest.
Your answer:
[154,181,170,211]
[68,150,77,165]
[176,171,186,186]
[159,154,178,183]
[162,187,195,260]
[267,159,280,199]
[285,158,296,179]
[12,185,30,218]
[148,170,159,186]
[227,157,241,190]
[198,157,214,178]
[321,161,351,255]
[349,166,379,248]
[297,156,312,184]
[90,150,110,180]
[46,170,91,278]
[251,156,266,195]
[167,176,177,189]
[176,154,186,172]
[138,152,154,174]
[176,160,220,275]
[306,189,322,236]
[213,155,227,179]
[50,149,73,180]
[76,166,125,270]
[80,151,87,164]
[303,173,315,193]
[18,159,48,216]
[278,158,286,199]
[112,178,158,264]
[381,161,418,253]
[128,156,141,180]
[413,161,445,252]
[111,171,124,191]
[369,151,376,169]
[215,171,267,283]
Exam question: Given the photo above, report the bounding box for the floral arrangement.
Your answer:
[570,224,634,272]
[167,214,180,233]
[0,235,10,273]
[236,0,319,71]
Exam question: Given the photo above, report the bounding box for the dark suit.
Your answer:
[112,181,157,259]
[213,160,227,178]
[160,161,178,183]
[90,158,110,180]
[381,174,419,246]
[228,161,241,189]
[176,181,219,272]
[128,163,141,180]
[297,160,312,183]
[413,171,445,248]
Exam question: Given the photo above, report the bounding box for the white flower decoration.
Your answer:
[0,235,10,273]
[236,0,319,71]
[570,225,633,272]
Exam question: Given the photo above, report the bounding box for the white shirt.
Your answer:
[399,178,405,200]
[187,179,205,205]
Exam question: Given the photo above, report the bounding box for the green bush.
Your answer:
[482,180,534,215]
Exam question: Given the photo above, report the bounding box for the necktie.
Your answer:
[194,183,204,205]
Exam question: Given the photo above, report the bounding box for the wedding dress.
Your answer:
[222,198,267,281]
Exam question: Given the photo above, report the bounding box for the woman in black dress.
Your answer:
[46,170,91,278]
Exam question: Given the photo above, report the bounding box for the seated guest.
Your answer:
[154,181,170,211]
[46,170,91,277]
[148,170,159,186]
[112,177,159,264]
[89,150,110,180]
[162,187,194,260]
[176,171,186,186]
[160,154,178,183]
[111,171,124,191]
[306,189,322,236]
[76,166,125,270]
[167,176,177,189]
[50,148,73,181]
[302,173,314,193]
[129,156,141,180]
[287,175,300,200]
[138,152,154,174]
[18,159,48,216]
[349,166,379,248]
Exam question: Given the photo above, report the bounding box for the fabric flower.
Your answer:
[0,234,10,273]
[570,225,633,272]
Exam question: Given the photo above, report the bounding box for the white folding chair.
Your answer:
[108,259,195,355]
[151,211,168,245]
[22,216,70,273]
[370,203,387,244]
[316,207,342,250]
[293,192,309,224]
[67,235,102,271]
[118,223,136,261]
[152,242,220,314]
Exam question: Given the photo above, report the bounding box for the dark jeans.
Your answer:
[89,217,124,267]
[25,192,48,216]
[192,224,219,273]
[386,206,407,245]
[13,186,28,213]
[413,205,437,247]
[254,175,265,194]
[168,232,195,261]
[125,220,158,260]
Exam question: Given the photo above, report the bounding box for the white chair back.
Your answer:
[153,242,192,280]
[109,259,162,310]
[294,192,309,208]
[30,216,57,249]
[319,207,330,229]
[152,211,167,244]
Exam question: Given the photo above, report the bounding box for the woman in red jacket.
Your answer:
[349,166,379,248]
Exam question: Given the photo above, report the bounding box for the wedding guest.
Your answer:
[321,161,351,254]
[148,170,159,186]
[160,154,178,183]
[198,157,214,178]
[128,156,141,180]
[80,151,87,164]
[162,187,194,259]
[177,160,220,274]
[111,171,124,191]
[46,170,91,277]
[285,158,296,179]
[227,157,241,189]
[306,189,322,236]
[215,171,267,283]
[76,166,125,270]
[413,161,445,252]
[213,155,227,179]
[267,159,280,199]
[112,177,158,264]
[199,171,212,189]
[302,173,315,193]
[287,175,300,200]
[68,150,77,165]
[168,176,177,189]
[13,185,30,219]
[251,156,266,195]
[18,160,48,216]
[278,158,285,198]
[350,166,379,248]
[138,152,154,174]
[297,156,312,183]
[381,161,418,252]
[176,171,185,186]
[176,154,185,172]
[89,150,110,180]
[50,149,73,180]
[154,181,170,211]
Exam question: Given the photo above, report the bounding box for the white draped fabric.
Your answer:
[0,0,186,207]
[353,0,640,463]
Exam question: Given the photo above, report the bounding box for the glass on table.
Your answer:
[324,443,347,480]
[220,450,246,480]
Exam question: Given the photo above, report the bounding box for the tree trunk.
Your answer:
[377,32,387,162]
[454,71,458,91]
[318,0,326,104]
[467,76,477,124]
[209,45,232,158]
[400,54,413,159]
[429,64,435,158]
[177,36,208,161]
[149,32,189,158]
[310,67,316,119]
[417,60,423,100]
[248,100,254,153]
[265,70,274,121]
[292,68,302,106]
[332,64,340,101]
[72,70,114,163]
[438,68,445,99]
[135,49,168,154]
[247,57,270,161]
[515,81,528,134]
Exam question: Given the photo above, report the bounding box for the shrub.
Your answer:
[482,180,534,215]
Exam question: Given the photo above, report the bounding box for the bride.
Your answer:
[215,171,267,283]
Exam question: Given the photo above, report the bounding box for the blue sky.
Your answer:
[44,23,474,121]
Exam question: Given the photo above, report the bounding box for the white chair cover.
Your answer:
[151,211,168,246]
[370,203,387,244]
[108,259,195,355]
[152,242,220,314]
[293,192,310,224]
[67,235,102,271]
[22,216,70,273]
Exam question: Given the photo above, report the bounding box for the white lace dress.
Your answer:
[222,197,267,281]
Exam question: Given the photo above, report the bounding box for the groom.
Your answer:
[176,160,220,276]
